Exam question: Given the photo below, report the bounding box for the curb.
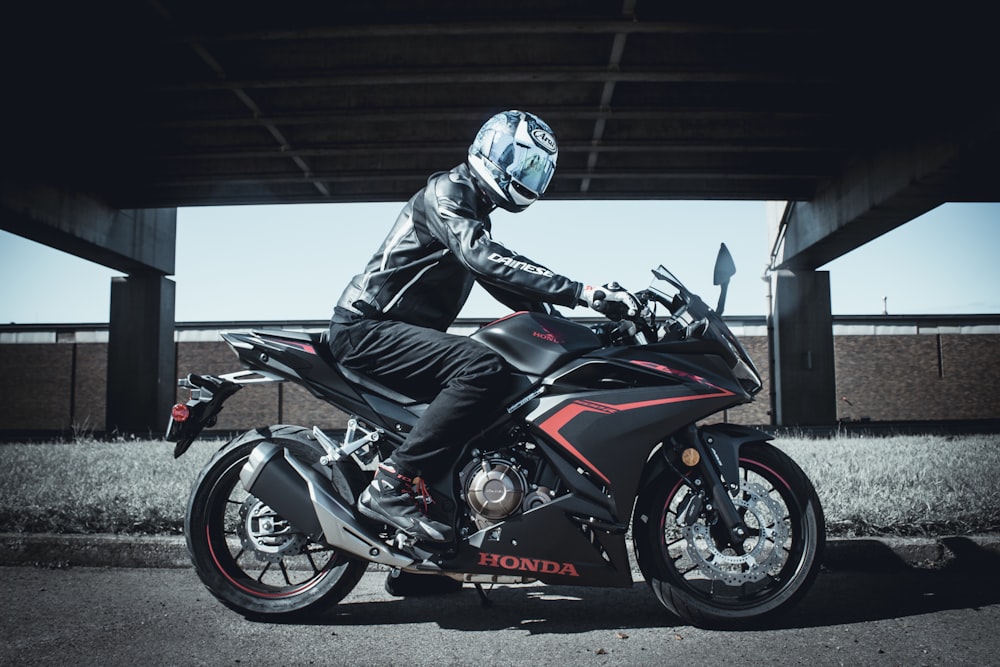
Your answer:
[3,533,999,572]
[0,534,191,569]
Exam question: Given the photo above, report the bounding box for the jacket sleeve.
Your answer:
[423,171,583,308]
[479,280,550,314]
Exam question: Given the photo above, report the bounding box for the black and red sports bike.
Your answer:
[167,244,824,628]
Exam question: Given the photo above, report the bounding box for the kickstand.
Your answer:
[473,583,494,608]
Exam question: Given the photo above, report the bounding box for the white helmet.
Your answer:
[467,110,558,212]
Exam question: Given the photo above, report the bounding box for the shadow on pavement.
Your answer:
[305,537,1000,633]
[777,536,1000,629]
[318,580,672,634]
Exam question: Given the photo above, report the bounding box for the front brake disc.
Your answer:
[680,479,789,585]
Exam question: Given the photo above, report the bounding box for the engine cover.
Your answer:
[463,457,528,529]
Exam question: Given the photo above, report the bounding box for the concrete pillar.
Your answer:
[0,184,179,436]
[769,270,837,426]
[106,273,176,435]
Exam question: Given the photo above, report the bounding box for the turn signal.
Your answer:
[171,404,190,422]
[681,448,700,467]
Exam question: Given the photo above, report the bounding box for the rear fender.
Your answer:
[166,373,252,457]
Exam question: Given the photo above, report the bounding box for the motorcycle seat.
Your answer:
[334,362,421,407]
[308,331,422,407]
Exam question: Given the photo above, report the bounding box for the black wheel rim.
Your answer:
[202,455,343,599]
[657,455,809,610]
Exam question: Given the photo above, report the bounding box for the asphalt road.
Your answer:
[3,557,1000,667]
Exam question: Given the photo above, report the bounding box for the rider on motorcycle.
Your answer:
[328,110,638,548]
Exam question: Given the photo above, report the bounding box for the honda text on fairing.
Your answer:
[166,244,825,628]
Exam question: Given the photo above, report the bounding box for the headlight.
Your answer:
[732,356,763,395]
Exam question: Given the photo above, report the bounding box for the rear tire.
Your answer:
[185,425,369,620]
[633,441,825,628]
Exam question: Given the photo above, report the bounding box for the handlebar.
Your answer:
[595,285,711,346]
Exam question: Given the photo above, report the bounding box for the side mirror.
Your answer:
[713,243,736,315]
[713,243,737,286]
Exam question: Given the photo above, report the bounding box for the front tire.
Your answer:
[633,441,825,628]
[185,425,369,620]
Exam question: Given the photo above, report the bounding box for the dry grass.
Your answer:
[776,433,1000,537]
[0,438,218,534]
[0,433,998,537]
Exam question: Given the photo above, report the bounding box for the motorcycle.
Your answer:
[166,244,824,628]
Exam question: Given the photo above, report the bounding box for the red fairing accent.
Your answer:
[263,336,316,355]
[282,341,316,354]
[629,359,729,393]
[538,373,736,485]
[482,311,529,328]
[538,402,614,485]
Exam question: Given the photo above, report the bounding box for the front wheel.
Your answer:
[633,441,825,628]
[185,425,369,619]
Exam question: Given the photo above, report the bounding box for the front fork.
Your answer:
[673,425,753,548]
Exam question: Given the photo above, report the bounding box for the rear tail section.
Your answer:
[166,373,243,457]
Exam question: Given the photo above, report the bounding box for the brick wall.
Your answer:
[834,336,942,421]
[2,328,997,434]
[941,334,1000,419]
[833,334,1000,421]
[73,343,108,432]
[0,344,74,430]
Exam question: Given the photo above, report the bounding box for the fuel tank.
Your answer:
[470,312,601,376]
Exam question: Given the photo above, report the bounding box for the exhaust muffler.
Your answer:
[239,442,413,569]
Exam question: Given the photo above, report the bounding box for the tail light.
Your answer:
[171,404,190,422]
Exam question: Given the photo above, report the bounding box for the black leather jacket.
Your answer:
[334,162,583,331]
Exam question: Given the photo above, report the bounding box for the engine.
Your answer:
[458,451,553,531]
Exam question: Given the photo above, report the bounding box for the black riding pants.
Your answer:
[327,318,511,481]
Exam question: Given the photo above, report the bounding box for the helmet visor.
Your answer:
[510,147,556,195]
[482,132,556,196]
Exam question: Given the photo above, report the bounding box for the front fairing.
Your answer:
[645,265,763,396]
[522,345,748,520]
[704,312,763,395]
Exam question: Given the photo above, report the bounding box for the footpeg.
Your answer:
[393,531,414,550]
[316,420,381,465]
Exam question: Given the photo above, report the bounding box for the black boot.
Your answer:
[384,569,463,597]
[357,462,454,543]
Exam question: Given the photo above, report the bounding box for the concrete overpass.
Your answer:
[2,3,998,432]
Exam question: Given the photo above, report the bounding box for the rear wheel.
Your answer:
[633,441,825,628]
[185,425,369,619]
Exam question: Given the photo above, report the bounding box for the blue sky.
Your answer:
[1,200,997,324]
